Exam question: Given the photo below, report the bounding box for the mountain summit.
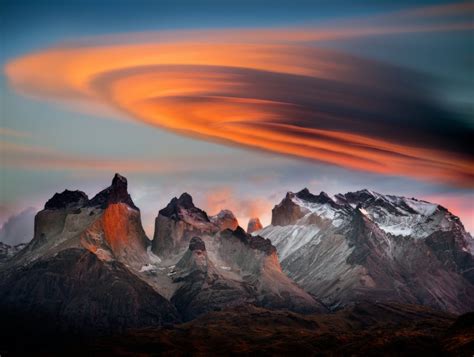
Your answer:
[88,173,139,210]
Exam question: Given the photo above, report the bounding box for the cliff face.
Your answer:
[171,237,254,320]
[271,193,309,226]
[152,193,219,256]
[12,173,149,269]
[170,229,326,320]
[218,227,324,313]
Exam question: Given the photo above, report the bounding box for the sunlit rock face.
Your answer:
[86,202,149,265]
[247,217,263,234]
[271,193,308,226]
[10,173,149,268]
[151,193,219,256]
[259,188,474,314]
[210,210,239,231]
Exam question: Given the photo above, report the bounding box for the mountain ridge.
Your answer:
[1,175,473,346]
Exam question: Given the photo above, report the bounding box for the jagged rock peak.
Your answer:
[88,173,138,210]
[112,172,127,187]
[247,217,263,234]
[177,192,195,208]
[210,209,239,231]
[295,187,312,199]
[159,192,209,222]
[44,190,88,210]
[189,236,206,252]
[223,226,276,255]
[213,209,235,219]
[342,189,439,216]
[295,188,335,205]
[343,189,380,202]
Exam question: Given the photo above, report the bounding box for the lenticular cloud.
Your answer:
[5,32,473,186]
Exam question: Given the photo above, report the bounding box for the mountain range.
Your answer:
[258,188,474,313]
[0,174,472,355]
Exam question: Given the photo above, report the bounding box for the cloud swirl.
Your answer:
[5,5,474,186]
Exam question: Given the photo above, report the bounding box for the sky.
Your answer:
[1,0,473,235]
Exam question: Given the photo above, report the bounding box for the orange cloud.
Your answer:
[0,140,245,175]
[202,187,273,227]
[422,194,474,233]
[4,2,474,187]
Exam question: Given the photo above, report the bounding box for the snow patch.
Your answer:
[147,246,161,264]
[359,208,369,216]
[139,264,155,272]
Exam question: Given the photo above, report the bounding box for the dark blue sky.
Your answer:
[0,0,462,57]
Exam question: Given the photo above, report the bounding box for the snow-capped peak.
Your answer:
[276,189,351,228]
[341,190,456,239]
[274,188,462,240]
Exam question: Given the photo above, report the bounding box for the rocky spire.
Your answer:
[159,193,209,222]
[296,188,336,206]
[247,217,263,234]
[210,209,238,231]
[88,173,138,210]
[189,236,206,252]
[271,193,307,226]
[152,193,217,255]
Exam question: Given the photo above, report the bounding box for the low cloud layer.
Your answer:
[0,207,36,246]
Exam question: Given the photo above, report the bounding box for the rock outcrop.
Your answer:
[88,173,138,210]
[218,227,325,313]
[170,229,325,320]
[171,237,253,320]
[0,242,26,264]
[45,190,89,210]
[152,193,219,256]
[247,217,263,234]
[210,210,239,231]
[271,191,309,226]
